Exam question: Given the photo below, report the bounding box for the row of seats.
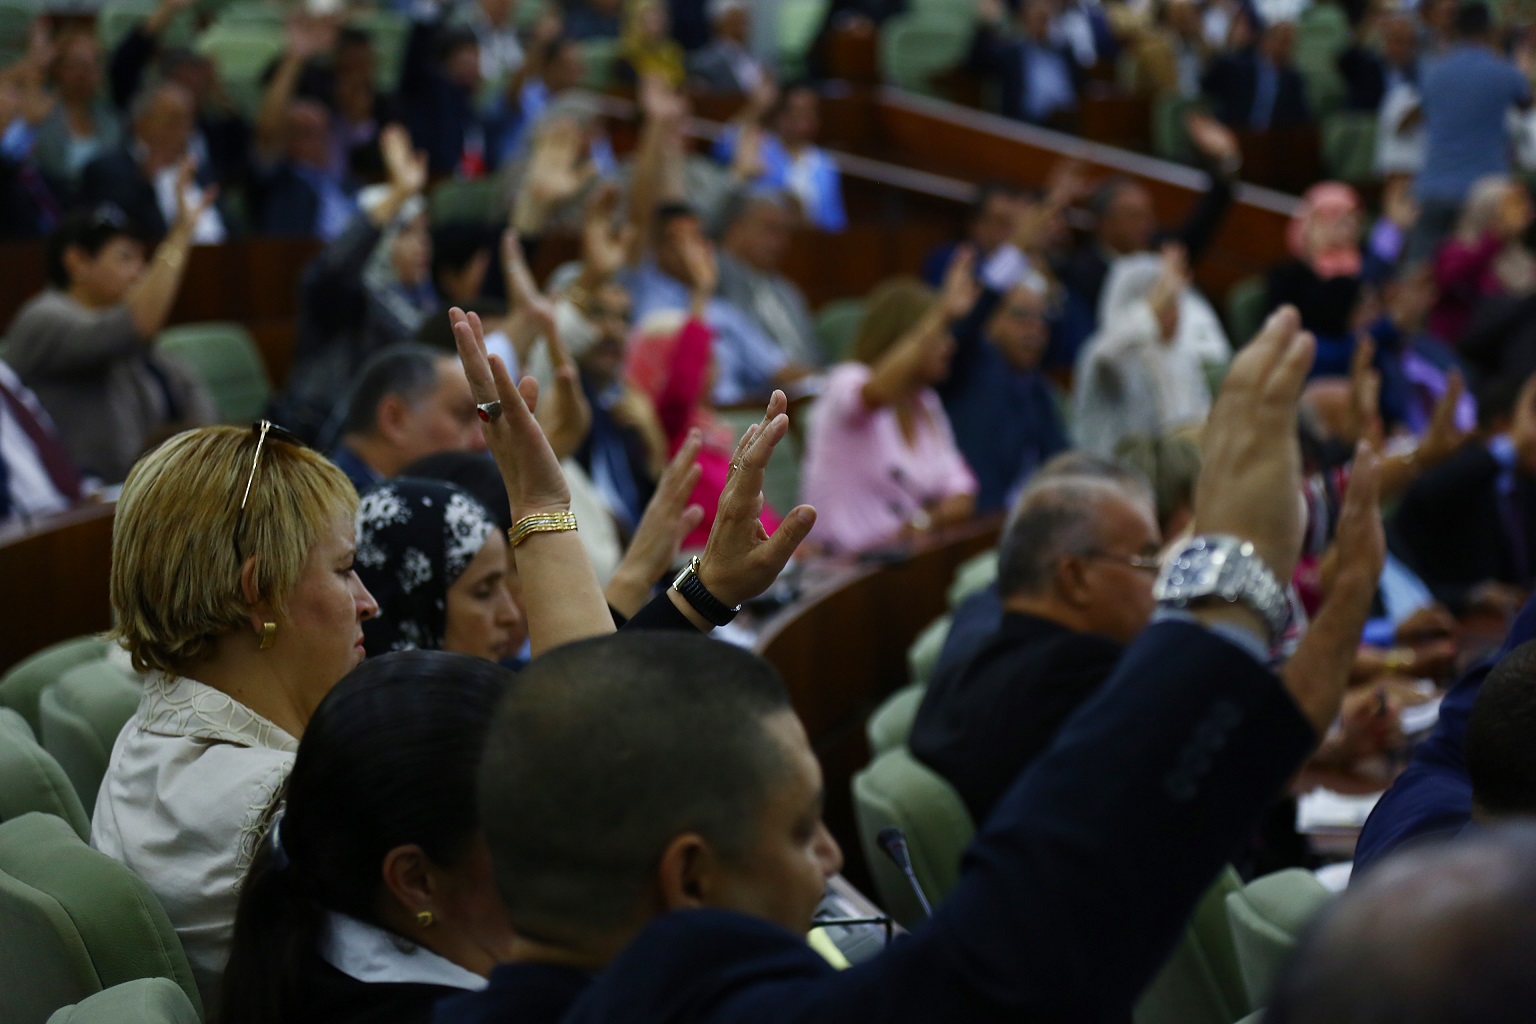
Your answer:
[847,551,1336,1023]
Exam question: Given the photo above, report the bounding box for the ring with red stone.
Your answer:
[476,401,503,423]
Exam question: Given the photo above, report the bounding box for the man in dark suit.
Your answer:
[910,473,1161,823]
[1337,9,1419,113]
[1201,19,1313,131]
[79,81,226,241]
[687,0,768,94]
[437,307,1384,1024]
[1389,375,1536,612]
[969,0,1085,127]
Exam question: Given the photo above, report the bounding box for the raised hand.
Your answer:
[940,245,980,320]
[694,391,818,610]
[579,182,634,283]
[605,430,706,618]
[526,116,597,209]
[1185,111,1241,172]
[172,156,217,233]
[380,123,427,196]
[502,228,592,458]
[1192,305,1313,587]
[1414,370,1469,468]
[680,231,718,311]
[730,124,767,181]
[1282,443,1387,735]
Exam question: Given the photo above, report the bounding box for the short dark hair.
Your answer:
[1089,176,1136,221]
[438,25,479,62]
[1467,640,1536,816]
[336,26,372,51]
[218,651,512,1024]
[341,344,447,436]
[430,222,493,285]
[1268,824,1536,1024]
[479,632,793,941]
[713,187,790,239]
[1455,2,1492,37]
[402,450,512,531]
[654,201,700,240]
[996,477,1131,599]
[45,206,141,288]
[970,181,1024,223]
[766,79,818,125]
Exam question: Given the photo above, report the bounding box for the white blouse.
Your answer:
[91,674,298,1008]
[321,912,487,991]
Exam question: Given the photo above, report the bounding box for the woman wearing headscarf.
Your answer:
[1430,175,1536,346]
[354,477,524,661]
[1073,244,1230,458]
[1266,182,1367,376]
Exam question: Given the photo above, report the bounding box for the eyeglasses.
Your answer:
[1083,551,1164,574]
[234,420,304,559]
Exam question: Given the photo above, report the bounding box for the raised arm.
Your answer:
[860,249,978,409]
[123,158,216,340]
[254,15,333,164]
[450,307,614,653]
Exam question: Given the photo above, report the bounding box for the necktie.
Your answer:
[0,375,83,504]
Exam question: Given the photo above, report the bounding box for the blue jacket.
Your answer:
[436,621,1313,1024]
[1353,595,1536,874]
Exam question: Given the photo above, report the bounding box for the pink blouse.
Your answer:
[801,362,977,554]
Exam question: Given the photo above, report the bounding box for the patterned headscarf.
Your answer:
[354,478,498,656]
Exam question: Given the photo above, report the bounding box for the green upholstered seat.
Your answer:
[429,177,506,227]
[879,14,971,96]
[813,299,866,364]
[46,978,200,1024]
[866,683,925,757]
[156,322,272,425]
[1226,868,1334,1008]
[851,746,974,927]
[777,0,830,78]
[39,662,142,815]
[0,637,111,735]
[1135,866,1250,1024]
[0,709,91,840]
[0,813,202,1024]
[947,549,999,608]
[906,613,951,690]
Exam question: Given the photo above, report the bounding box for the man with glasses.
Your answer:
[911,473,1163,824]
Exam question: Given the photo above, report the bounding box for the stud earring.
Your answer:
[416,910,435,928]
[259,622,277,650]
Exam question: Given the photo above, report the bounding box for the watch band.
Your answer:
[672,556,740,627]
[1153,535,1290,647]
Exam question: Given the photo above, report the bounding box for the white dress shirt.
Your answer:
[320,912,487,990]
[92,674,298,1008]
[0,361,72,526]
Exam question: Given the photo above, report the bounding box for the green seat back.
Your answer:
[351,8,410,93]
[0,813,202,1024]
[1235,1012,1267,1024]
[879,14,971,96]
[1321,111,1378,185]
[578,38,620,90]
[717,404,807,518]
[39,663,142,815]
[947,549,999,608]
[47,978,199,1024]
[0,710,90,840]
[1135,866,1250,1024]
[97,1,194,52]
[906,613,951,690]
[866,682,924,756]
[814,300,866,364]
[196,24,288,116]
[777,0,830,78]
[156,321,272,425]
[1226,868,1334,1008]
[1225,276,1270,351]
[1152,95,1208,164]
[851,747,974,927]
[429,178,505,227]
[0,0,41,65]
[908,0,978,30]
[0,637,111,735]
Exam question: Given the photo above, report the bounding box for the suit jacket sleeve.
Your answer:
[1355,593,1536,872]
[631,621,1317,1024]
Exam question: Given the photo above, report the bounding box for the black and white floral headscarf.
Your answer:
[355,478,498,655]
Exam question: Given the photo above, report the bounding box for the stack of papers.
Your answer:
[1296,787,1385,834]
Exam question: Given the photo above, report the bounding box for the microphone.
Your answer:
[876,827,933,918]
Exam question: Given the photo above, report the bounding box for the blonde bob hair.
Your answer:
[852,277,938,366]
[109,426,357,676]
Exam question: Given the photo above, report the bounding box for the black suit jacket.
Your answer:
[968,25,1085,126]
[1389,440,1536,610]
[1201,50,1312,131]
[911,611,1123,824]
[77,148,223,239]
[530,621,1316,1024]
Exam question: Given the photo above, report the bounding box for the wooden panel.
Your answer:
[0,504,116,672]
[755,517,1001,888]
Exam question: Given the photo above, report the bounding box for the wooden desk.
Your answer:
[0,503,116,672]
[755,518,1001,888]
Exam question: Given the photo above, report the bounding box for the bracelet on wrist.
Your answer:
[508,510,578,548]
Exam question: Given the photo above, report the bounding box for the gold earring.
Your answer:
[259,622,277,650]
[416,910,435,928]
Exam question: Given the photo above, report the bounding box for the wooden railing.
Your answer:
[754,517,1002,888]
[0,503,116,672]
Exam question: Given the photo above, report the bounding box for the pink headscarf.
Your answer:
[1288,182,1363,280]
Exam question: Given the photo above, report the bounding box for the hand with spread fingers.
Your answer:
[606,430,707,619]
[682,391,818,617]
[502,228,593,459]
[449,305,613,651]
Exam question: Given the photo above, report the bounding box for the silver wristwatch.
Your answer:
[1153,535,1290,646]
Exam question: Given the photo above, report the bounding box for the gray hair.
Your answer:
[997,477,1136,599]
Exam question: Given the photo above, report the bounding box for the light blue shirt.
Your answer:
[714,127,847,233]
[623,261,790,406]
[1022,43,1077,124]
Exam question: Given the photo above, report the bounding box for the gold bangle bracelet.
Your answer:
[508,510,579,549]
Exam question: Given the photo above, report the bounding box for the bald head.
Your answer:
[1269,827,1536,1024]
